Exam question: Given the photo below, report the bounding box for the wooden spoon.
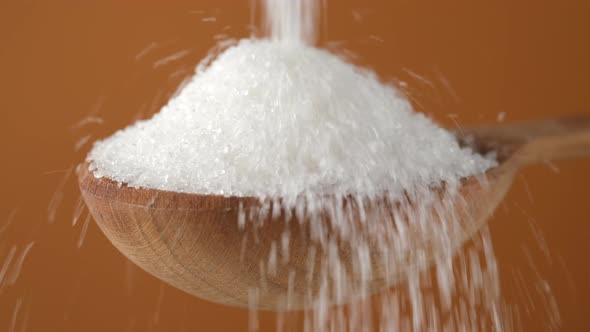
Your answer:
[78,114,590,310]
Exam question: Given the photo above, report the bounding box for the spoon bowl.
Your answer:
[78,115,590,310]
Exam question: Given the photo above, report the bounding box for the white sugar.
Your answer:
[86,0,509,330]
[88,39,494,199]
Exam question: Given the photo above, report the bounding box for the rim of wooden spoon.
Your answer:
[82,113,590,207]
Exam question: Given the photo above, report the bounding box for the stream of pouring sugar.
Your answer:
[241,0,508,331]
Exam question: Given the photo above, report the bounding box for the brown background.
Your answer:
[1,0,589,331]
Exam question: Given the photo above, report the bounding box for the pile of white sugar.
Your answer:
[88,39,495,199]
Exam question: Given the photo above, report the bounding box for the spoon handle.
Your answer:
[461,114,590,167]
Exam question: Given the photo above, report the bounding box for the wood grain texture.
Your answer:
[78,114,590,310]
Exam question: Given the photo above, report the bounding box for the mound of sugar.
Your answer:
[88,39,495,199]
